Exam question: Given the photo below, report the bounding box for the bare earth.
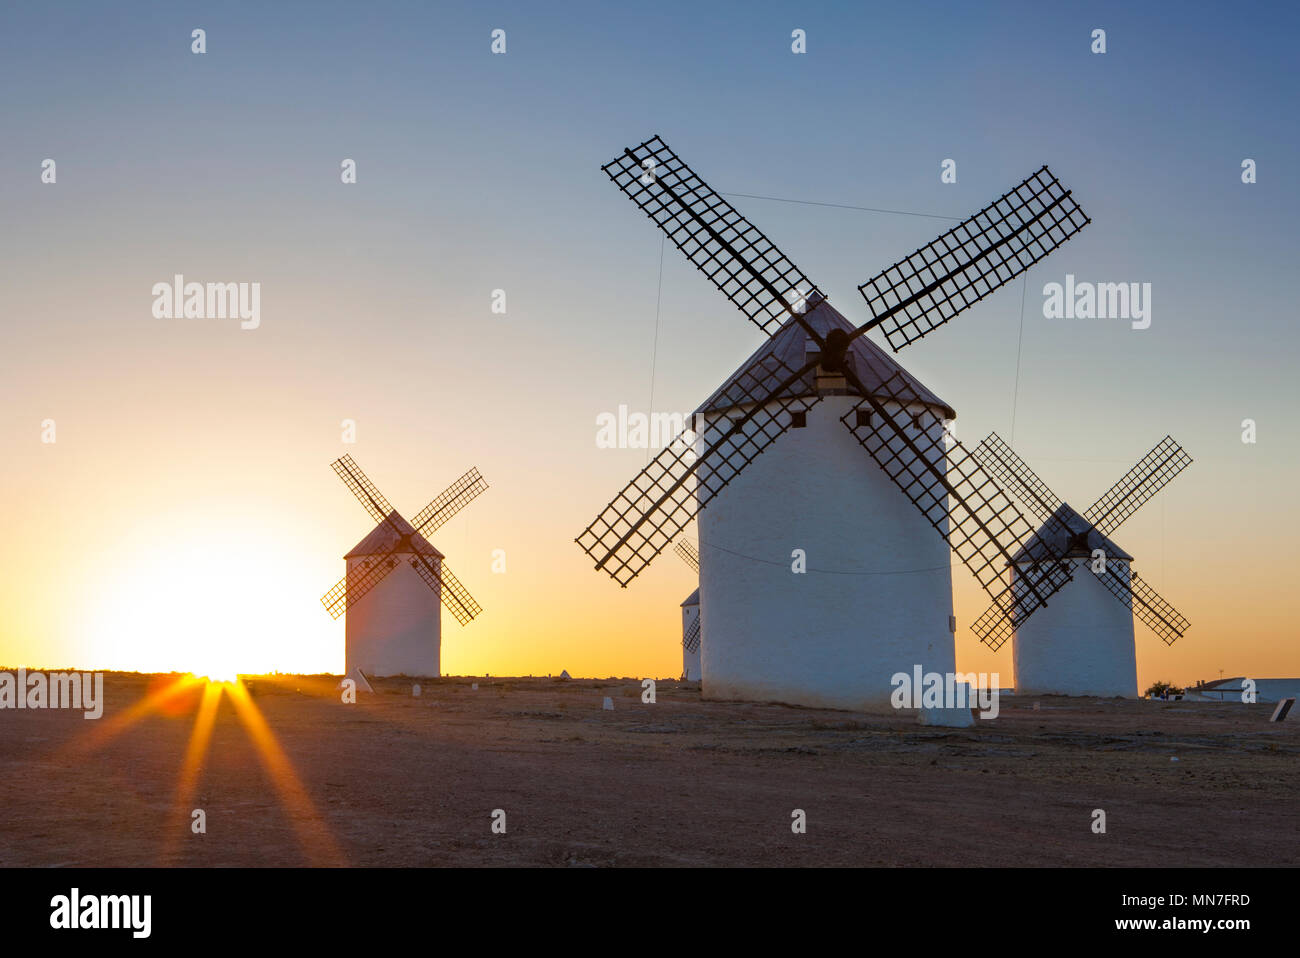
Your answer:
[2,672,1296,867]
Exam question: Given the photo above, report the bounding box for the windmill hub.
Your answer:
[1067,531,1092,554]
[819,328,850,373]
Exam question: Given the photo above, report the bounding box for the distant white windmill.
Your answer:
[973,433,1192,696]
[673,540,702,681]
[321,456,488,678]
[578,135,1092,712]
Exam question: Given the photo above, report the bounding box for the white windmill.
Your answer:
[578,135,1092,714]
[972,433,1192,697]
[321,456,488,678]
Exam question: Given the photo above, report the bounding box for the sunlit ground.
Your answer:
[65,671,344,866]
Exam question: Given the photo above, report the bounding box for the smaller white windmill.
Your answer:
[673,539,702,681]
[972,434,1191,697]
[321,456,488,678]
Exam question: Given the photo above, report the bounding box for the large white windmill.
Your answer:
[578,135,1093,713]
[321,456,488,678]
[972,433,1192,697]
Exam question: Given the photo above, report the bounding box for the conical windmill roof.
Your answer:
[680,587,700,607]
[345,511,445,560]
[693,293,955,418]
[1011,503,1133,563]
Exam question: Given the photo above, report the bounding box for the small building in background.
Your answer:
[1187,677,1300,703]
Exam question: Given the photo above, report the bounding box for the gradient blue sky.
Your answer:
[1,1,1296,683]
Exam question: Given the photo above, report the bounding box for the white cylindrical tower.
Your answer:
[691,296,959,713]
[1012,553,1138,697]
[681,589,701,681]
[344,513,443,678]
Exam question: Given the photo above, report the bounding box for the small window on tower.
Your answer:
[855,410,872,429]
[790,410,807,428]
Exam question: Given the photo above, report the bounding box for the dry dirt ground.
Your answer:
[2,672,1297,867]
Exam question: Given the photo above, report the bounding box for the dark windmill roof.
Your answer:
[1011,503,1133,563]
[345,511,445,560]
[680,587,700,607]
[693,293,956,419]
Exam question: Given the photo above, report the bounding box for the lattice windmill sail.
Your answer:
[322,455,487,678]
[577,135,1091,712]
[674,539,702,681]
[972,433,1191,697]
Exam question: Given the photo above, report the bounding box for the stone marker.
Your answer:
[602,696,614,711]
[412,684,422,697]
[339,667,374,693]
[471,682,478,690]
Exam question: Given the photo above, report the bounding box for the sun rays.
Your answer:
[68,672,344,867]
[222,679,344,866]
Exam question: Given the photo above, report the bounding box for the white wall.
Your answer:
[696,395,955,712]
[345,555,441,677]
[1194,679,1300,703]
[1012,558,1138,697]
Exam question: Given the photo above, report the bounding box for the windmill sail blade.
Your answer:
[320,544,405,619]
[1091,566,1189,645]
[408,554,482,626]
[971,563,1189,649]
[411,467,489,537]
[969,593,1015,651]
[972,432,1064,524]
[331,455,397,528]
[682,614,701,653]
[969,560,1075,651]
[577,356,823,586]
[674,539,700,572]
[857,166,1090,351]
[602,135,824,338]
[1083,436,1192,537]
[838,367,1074,628]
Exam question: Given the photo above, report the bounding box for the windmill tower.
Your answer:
[674,540,702,681]
[343,513,445,678]
[691,295,958,709]
[972,434,1192,697]
[321,456,488,678]
[577,135,1092,713]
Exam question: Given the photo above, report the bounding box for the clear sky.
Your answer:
[1,1,1296,688]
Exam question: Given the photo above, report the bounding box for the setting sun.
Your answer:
[70,519,335,677]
